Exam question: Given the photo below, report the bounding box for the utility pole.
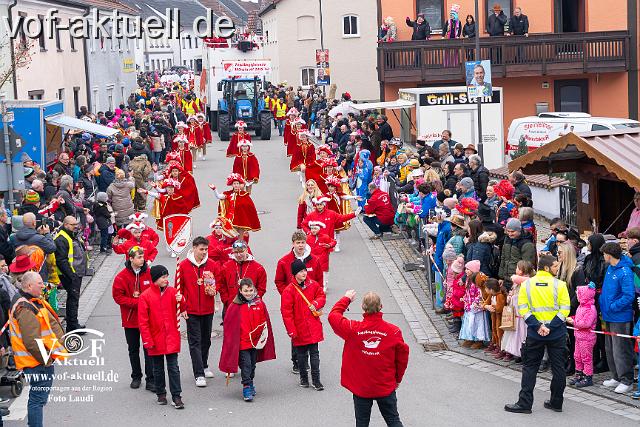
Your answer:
[475,0,484,162]
[318,0,326,96]
[1,95,15,213]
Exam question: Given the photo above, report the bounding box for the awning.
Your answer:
[45,115,120,137]
[351,99,415,111]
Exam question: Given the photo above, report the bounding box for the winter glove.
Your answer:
[588,281,596,289]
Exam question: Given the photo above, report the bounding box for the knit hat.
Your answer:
[291,259,307,276]
[505,218,522,231]
[459,177,474,192]
[24,167,35,178]
[451,256,465,273]
[106,156,116,164]
[150,265,169,283]
[465,260,481,273]
[96,192,108,203]
[24,190,40,204]
[442,245,457,262]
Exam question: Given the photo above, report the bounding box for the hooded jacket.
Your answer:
[126,140,152,163]
[328,297,409,399]
[218,254,267,305]
[599,255,635,323]
[107,178,135,226]
[138,282,181,356]
[573,286,597,343]
[280,278,325,346]
[498,234,536,284]
[274,245,323,294]
[129,155,152,188]
[466,231,496,276]
[112,262,152,328]
[176,250,219,316]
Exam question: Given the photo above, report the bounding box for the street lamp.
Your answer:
[475,0,484,162]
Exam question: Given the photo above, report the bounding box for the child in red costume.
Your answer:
[210,173,260,232]
[145,178,191,237]
[128,212,160,247]
[286,118,306,158]
[283,108,299,147]
[170,136,193,172]
[196,112,212,161]
[227,121,252,158]
[164,161,200,212]
[217,240,267,315]
[172,122,189,150]
[219,279,276,402]
[301,195,359,240]
[306,222,336,291]
[186,116,204,162]
[297,179,323,229]
[289,131,316,172]
[232,139,260,187]
[112,221,159,262]
[206,217,238,267]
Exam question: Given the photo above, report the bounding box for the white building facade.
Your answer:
[260,0,378,101]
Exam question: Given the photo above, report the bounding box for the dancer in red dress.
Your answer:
[172,122,189,150]
[297,179,323,229]
[232,139,260,188]
[210,173,261,233]
[146,178,190,231]
[169,136,194,173]
[193,112,211,160]
[227,121,252,158]
[283,108,299,148]
[164,161,200,212]
[286,118,306,158]
[324,175,359,232]
[186,116,204,162]
[289,131,316,172]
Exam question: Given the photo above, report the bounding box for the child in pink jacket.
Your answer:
[568,284,597,388]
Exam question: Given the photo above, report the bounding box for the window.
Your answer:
[92,88,99,113]
[107,87,114,111]
[301,67,315,87]
[296,16,316,40]
[416,0,443,33]
[486,0,513,32]
[342,15,359,37]
[55,19,62,51]
[121,85,125,105]
[554,79,589,113]
[187,36,192,49]
[28,90,44,100]
[38,15,45,50]
[167,58,172,67]
[73,87,80,114]
[591,124,608,131]
[69,29,76,51]
[57,88,64,101]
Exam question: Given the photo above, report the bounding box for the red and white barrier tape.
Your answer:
[566,325,640,340]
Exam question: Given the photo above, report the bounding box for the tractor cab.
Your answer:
[216,77,271,141]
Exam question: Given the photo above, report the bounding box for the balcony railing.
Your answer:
[378,31,630,83]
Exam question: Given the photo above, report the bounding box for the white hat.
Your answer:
[312,196,331,204]
[176,121,188,130]
[308,221,326,228]
[235,120,247,128]
[237,139,253,148]
[128,212,149,221]
[125,221,145,231]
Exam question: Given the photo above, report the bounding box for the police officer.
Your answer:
[505,254,570,414]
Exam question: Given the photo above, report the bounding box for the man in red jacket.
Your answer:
[328,290,409,427]
[218,239,267,317]
[111,246,154,391]
[138,265,185,409]
[363,183,396,240]
[177,236,219,388]
[281,259,326,390]
[301,195,360,241]
[275,230,323,374]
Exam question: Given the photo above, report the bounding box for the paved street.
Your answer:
[5,135,637,426]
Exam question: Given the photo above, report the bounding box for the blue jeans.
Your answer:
[99,227,111,251]
[276,120,284,136]
[362,215,392,236]
[151,151,162,165]
[23,365,54,427]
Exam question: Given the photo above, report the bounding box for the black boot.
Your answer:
[311,372,324,391]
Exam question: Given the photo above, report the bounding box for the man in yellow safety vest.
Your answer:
[54,216,84,332]
[9,271,67,426]
[505,253,570,414]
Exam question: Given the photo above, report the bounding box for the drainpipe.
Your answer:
[8,0,18,99]
[82,6,91,113]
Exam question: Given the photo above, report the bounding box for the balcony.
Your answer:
[378,31,630,83]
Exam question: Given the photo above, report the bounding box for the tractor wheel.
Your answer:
[260,113,271,140]
[218,113,230,141]
[255,122,262,137]
[210,110,218,131]
[11,379,23,397]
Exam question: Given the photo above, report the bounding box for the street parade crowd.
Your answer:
[0,70,639,425]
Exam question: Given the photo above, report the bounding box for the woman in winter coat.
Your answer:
[465,220,496,276]
[406,14,431,40]
[443,161,458,195]
[107,169,135,228]
[463,15,476,38]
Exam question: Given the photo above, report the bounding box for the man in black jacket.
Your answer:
[376,115,393,142]
[508,7,529,36]
[487,4,507,36]
[468,154,490,202]
[510,170,533,199]
[406,14,431,40]
[55,216,84,332]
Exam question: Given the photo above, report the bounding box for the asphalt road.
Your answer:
[5,134,634,426]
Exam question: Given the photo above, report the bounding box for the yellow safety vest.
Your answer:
[182,100,196,116]
[276,101,287,119]
[9,297,68,369]
[518,271,570,323]
[54,230,75,277]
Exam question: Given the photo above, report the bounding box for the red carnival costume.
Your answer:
[213,173,261,232]
[232,140,260,183]
[150,178,191,231]
[165,161,200,212]
[289,132,316,172]
[227,121,252,158]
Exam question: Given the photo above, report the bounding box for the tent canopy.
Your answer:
[45,115,120,137]
[351,99,415,111]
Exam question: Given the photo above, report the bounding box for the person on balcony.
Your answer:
[463,15,476,38]
[487,4,507,36]
[442,5,462,67]
[406,14,431,40]
[508,7,529,37]
[378,16,397,43]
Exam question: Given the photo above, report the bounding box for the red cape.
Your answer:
[303,160,328,193]
[198,122,212,143]
[186,125,204,148]
[155,193,191,230]
[232,153,260,183]
[219,190,261,231]
[177,172,200,212]
[227,131,252,157]
[177,148,193,173]
[290,142,316,172]
[219,297,276,374]
[285,124,306,157]
[283,120,292,146]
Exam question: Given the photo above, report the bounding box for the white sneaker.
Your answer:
[204,369,214,378]
[603,378,620,388]
[334,244,341,253]
[202,156,206,161]
[195,377,206,387]
[171,252,177,258]
[614,383,632,394]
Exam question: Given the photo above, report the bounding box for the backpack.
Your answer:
[487,244,501,277]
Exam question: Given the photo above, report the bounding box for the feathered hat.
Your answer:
[235,120,247,128]
[324,175,341,188]
[226,173,245,186]
[494,180,515,199]
[161,178,181,190]
[237,139,253,149]
[308,221,326,229]
[312,195,331,205]
[176,121,189,130]
[165,151,181,162]
[128,212,148,222]
[317,144,333,157]
[456,198,479,217]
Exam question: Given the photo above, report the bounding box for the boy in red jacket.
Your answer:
[305,222,336,292]
[363,182,396,239]
[281,259,326,390]
[112,222,159,263]
[328,290,409,426]
[112,246,154,391]
[138,265,185,409]
[176,237,219,388]
[219,278,276,402]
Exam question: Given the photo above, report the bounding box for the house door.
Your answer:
[597,178,635,236]
[554,79,589,112]
[447,110,474,146]
[555,0,585,33]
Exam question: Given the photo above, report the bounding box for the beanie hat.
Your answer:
[24,167,35,178]
[451,256,465,273]
[460,177,474,192]
[24,190,40,204]
[291,259,307,276]
[150,265,169,283]
[106,156,116,164]
[506,218,522,231]
[96,192,108,203]
[465,260,481,273]
[442,245,457,262]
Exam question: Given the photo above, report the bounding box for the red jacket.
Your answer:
[218,255,267,305]
[365,189,395,226]
[306,232,336,272]
[112,264,153,328]
[176,252,220,316]
[328,297,409,398]
[207,233,231,266]
[280,279,325,346]
[274,247,324,294]
[138,283,181,356]
[112,234,159,262]
[301,208,356,239]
